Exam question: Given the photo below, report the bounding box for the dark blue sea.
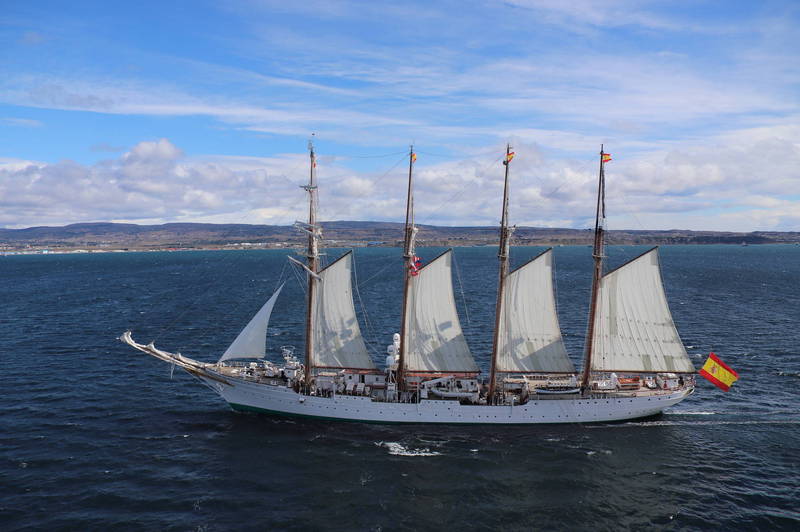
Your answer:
[2,245,798,531]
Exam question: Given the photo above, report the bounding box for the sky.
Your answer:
[1,0,798,231]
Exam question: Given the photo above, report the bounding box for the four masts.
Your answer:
[119,140,696,425]
[294,141,692,393]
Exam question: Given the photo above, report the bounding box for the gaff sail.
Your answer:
[311,251,376,370]
[590,248,694,373]
[403,249,478,373]
[495,249,574,373]
[219,283,285,362]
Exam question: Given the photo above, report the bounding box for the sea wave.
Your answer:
[375,441,442,457]
[592,419,800,428]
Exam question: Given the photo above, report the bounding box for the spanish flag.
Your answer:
[503,151,515,166]
[602,153,612,163]
[699,353,739,391]
[411,153,417,163]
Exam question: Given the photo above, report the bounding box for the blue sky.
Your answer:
[1,0,798,230]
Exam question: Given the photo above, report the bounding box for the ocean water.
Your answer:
[1,245,798,531]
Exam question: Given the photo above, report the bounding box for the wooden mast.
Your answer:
[488,144,514,401]
[580,145,608,390]
[303,140,319,390]
[397,146,416,390]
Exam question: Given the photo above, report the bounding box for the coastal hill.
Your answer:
[1,221,799,251]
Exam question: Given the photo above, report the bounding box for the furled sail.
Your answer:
[590,247,694,373]
[219,283,284,362]
[496,249,575,373]
[403,249,478,373]
[311,251,376,370]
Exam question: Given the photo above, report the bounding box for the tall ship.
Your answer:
[121,143,696,423]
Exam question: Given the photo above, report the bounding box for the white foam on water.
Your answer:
[586,449,612,456]
[417,437,448,446]
[669,411,716,415]
[593,419,800,428]
[376,441,441,457]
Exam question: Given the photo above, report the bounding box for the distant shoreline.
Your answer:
[4,242,800,257]
[2,221,798,254]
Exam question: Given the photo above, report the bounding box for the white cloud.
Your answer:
[20,31,46,45]
[0,157,44,172]
[0,129,798,232]
[1,117,42,127]
[123,138,183,163]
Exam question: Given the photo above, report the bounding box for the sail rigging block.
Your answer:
[219,283,285,362]
[311,251,376,370]
[403,250,478,373]
[590,248,695,373]
[496,249,574,373]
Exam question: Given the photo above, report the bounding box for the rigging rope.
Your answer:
[317,153,408,224]
[350,251,380,355]
[414,149,461,159]
[136,162,309,346]
[327,149,408,159]
[274,258,289,293]
[451,250,471,325]
[357,258,396,288]
[288,258,308,296]
[416,152,503,227]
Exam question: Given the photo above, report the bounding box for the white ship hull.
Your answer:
[200,372,693,424]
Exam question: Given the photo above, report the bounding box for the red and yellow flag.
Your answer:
[503,151,515,165]
[411,153,417,163]
[602,153,612,163]
[699,352,739,391]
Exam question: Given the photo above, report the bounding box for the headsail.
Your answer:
[590,247,694,373]
[495,249,574,373]
[403,249,478,373]
[311,251,376,370]
[219,283,284,362]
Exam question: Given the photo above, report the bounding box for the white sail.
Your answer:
[311,251,376,370]
[404,250,478,373]
[590,248,694,373]
[496,249,574,373]
[219,283,284,362]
